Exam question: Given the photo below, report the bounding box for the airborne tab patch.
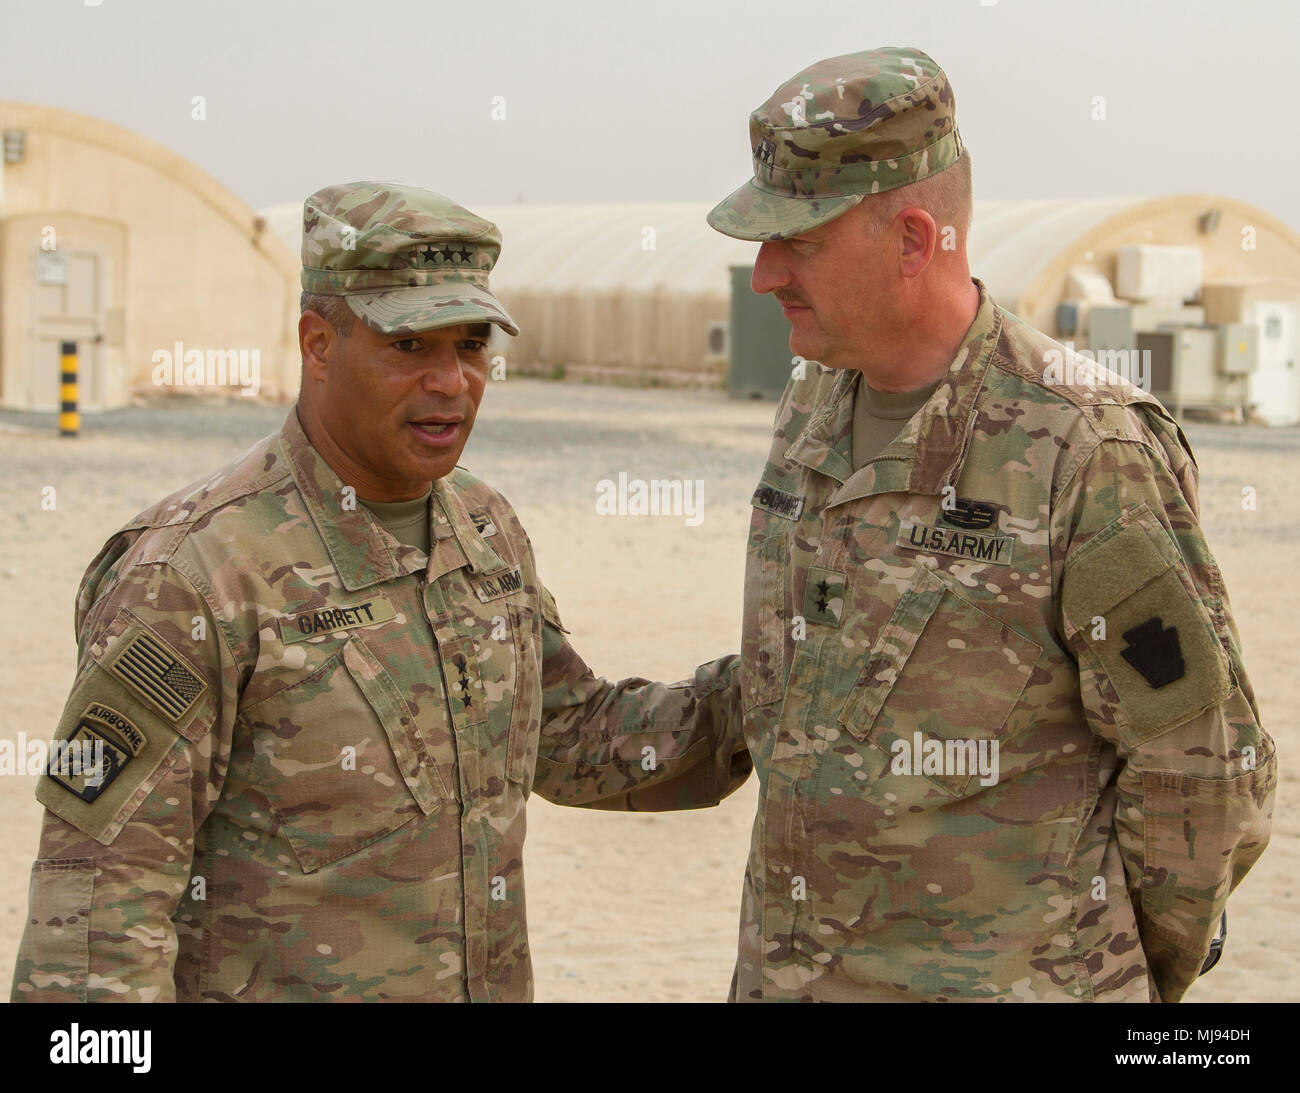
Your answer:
[470,565,524,603]
[105,629,207,724]
[897,521,1015,566]
[47,704,145,803]
[281,597,399,645]
[751,482,804,521]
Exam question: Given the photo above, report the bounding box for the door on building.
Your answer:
[29,246,106,411]
[1246,300,1298,426]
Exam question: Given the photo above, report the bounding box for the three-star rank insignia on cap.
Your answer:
[803,566,845,628]
[1120,617,1185,688]
[417,243,475,266]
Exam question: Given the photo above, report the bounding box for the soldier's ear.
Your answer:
[299,310,334,383]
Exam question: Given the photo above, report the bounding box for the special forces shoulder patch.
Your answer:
[45,703,145,803]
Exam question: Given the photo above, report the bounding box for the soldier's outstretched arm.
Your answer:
[11,546,236,1003]
[530,587,751,811]
[1053,425,1277,1003]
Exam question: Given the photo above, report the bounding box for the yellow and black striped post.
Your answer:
[59,340,79,437]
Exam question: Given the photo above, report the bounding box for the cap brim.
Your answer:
[707,179,864,241]
[345,284,519,337]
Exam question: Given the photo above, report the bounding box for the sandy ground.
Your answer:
[0,379,1294,1002]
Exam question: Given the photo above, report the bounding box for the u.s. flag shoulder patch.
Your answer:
[103,626,208,724]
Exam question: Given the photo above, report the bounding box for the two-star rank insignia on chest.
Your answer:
[803,566,845,628]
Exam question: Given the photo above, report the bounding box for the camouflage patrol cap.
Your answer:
[708,47,964,241]
[301,181,519,336]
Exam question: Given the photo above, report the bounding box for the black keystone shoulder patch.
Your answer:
[751,483,804,521]
[940,497,998,530]
[1120,617,1185,688]
[105,629,207,724]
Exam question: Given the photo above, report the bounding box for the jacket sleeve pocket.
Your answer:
[11,858,94,1003]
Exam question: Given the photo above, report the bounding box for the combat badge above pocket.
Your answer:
[1061,504,1232,748]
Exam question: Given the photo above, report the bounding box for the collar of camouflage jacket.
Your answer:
[278,408,507,592]
[784,276,1003,503]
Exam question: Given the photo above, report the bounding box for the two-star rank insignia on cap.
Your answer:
[1120,617,1185,688]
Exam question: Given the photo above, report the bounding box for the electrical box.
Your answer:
[1218,323,1258,376]
[1089,304,1206,354]
[1171,328,1218,404]
[728,265,796,398]
[1055,301,1079,337]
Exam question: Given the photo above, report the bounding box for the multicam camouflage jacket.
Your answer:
[12,408,750,1003]
[720,278,1276,1002]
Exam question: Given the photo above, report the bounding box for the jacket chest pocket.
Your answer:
[435,598,540,789]
[837,565,1040,797]
[239,635,447,872]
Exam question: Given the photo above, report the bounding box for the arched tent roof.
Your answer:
[262,201,760,296]
[967,197,1141,304]
[263,194,1300,317]
[2,101,297,275]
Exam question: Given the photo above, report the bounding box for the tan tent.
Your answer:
[0,102,299,410]
[265,194,1300,421]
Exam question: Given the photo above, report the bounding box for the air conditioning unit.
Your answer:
[1116,245,1203,303]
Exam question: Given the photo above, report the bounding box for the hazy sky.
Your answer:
[3,0,1297,230]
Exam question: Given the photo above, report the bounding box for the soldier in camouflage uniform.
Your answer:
[11,182,750,1003]
[705,48,1276,1001]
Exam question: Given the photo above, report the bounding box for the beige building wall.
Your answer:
[0,102,300,410]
